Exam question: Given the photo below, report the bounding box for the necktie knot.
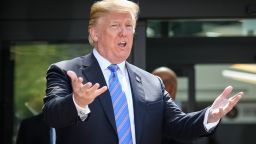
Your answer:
[108,64,119,73]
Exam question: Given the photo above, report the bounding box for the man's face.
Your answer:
[91,12,135,64]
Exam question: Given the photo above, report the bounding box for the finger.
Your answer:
[219,85,233,99]
[93,86,108,98]
[89,83,101,93]
[223,93,243,114]
[67,71,81,92]
[80,82,92,94]
[229,92,243,106]
[78,77,83,83]
[83,82,92,88]
[229,92,244,101]
[67,70,78,81]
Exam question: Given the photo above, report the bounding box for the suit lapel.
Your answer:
[126,62,146,144]
[81,53,117,134]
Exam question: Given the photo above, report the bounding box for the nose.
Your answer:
[119,26,128,37]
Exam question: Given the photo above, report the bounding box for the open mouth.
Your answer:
[118,41,127,47]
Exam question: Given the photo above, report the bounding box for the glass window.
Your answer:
[193,64,256,144]
[194,64,256,124]
[147,19,256,37]
[195,64,255,102]
[176,77,189,111]
[12,43,92,143]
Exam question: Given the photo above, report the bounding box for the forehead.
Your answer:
[155,72,174,79]
[99,12,133,23]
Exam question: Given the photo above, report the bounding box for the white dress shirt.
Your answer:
[72,48,219,143]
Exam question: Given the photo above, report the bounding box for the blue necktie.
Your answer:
[108,64,133,144]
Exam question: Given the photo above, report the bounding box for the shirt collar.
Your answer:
[93,49,126,75]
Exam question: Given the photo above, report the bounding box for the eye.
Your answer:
[126,24,133,28]
[126,24,133,31]
[111,24,119,28]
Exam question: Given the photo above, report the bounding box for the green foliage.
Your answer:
[13,43,92,119]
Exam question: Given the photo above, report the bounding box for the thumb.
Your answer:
[67,70,78,81]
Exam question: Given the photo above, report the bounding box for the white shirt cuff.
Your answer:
[72,94,91,121]
[203,108,220,132]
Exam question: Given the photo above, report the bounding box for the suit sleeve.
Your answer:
[159,77,214,141]
[43,64,81,128]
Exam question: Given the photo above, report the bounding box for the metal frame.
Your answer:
[0,42,14,144]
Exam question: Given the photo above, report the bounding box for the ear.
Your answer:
[89,26,98,42]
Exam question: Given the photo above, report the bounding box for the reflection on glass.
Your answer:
[147,19,256,37]
[222,64,256,85]
[194,64,256,102]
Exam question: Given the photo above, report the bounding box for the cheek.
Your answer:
[129,34,134,41]
[128,37,133,46]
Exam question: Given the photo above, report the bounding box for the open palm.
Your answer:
[208,86,243,123]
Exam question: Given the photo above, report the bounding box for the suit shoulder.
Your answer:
[49,55,86,72]
[127,63,159,80]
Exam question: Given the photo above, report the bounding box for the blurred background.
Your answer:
[1,0,256,144]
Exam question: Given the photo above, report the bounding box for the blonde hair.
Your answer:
[88,0,139,46]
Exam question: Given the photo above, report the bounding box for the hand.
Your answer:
[208,86,243,123]
[67,70,108,107]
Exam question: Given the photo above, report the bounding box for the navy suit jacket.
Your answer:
[16,113,51,144]
[43,52,212,144]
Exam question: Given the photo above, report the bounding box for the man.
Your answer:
[43,0,243,144]
[152,67,177,101]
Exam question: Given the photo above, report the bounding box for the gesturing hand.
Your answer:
[208,86,243,123]
[67,70,108,107]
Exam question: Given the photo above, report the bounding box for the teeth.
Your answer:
[118,41,126,47]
